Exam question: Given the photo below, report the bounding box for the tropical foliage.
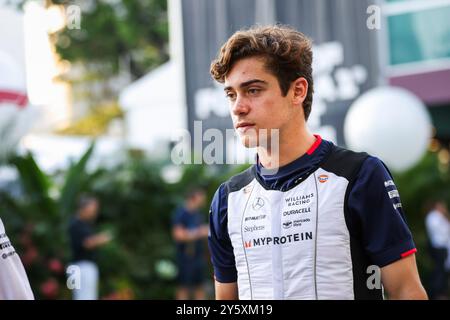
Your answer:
[0,145,246,299]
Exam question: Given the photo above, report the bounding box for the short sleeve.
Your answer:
[208,184,237,283]
[347,156,416,268]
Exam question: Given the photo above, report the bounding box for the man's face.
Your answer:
[436,201,448,214]
[224,57,298,148]
[82,200,99,221]
[192,191,206,209]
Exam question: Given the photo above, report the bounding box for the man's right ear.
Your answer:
[291,77,308,107]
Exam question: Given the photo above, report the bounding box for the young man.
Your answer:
[68,195,112,300]
[172,187,209,300]
[207,25,427,300]
[0,218,34,299]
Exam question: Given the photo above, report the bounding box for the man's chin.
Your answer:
[240,136,258,148]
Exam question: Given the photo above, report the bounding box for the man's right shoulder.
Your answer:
[172,206,187,223]
[211,165,255,213]
[221,165,255,194]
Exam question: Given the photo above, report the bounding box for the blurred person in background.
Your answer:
[68,195,112,300]
[425,200,450,299]
[172,187,209,300]
[0,218,34,299]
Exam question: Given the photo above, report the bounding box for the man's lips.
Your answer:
[235,122,256,133]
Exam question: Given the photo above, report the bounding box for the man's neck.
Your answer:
[257,130,316,169]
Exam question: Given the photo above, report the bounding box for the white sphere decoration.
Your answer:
[344,86,432,172]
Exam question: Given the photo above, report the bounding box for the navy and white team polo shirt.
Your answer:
[208,135,417,300]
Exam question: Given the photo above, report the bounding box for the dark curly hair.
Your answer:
[210,24,314,120]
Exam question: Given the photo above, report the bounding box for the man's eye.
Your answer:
[248,88,260,95]
[226,92,236,100]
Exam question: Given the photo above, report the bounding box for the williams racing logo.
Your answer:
[384,179,403,210]
[243,232,313,248]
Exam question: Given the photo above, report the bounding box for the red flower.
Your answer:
[40,278,59,299]
[48,258,64,274]
[22,246,38,267]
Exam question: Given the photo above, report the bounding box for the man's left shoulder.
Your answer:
[320,144,370,180]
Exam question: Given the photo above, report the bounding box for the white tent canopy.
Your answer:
[119,60,187,154]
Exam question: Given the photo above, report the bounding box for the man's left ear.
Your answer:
[292,77,308,106]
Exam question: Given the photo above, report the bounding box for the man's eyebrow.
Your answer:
[224,79,268,91]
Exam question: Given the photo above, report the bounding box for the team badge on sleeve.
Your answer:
[384,180,402,210]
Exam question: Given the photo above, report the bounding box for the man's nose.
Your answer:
[231,95,250,116]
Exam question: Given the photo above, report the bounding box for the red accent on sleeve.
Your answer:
[401,248,417,258]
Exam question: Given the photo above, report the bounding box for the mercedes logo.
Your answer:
[252,197,265,210]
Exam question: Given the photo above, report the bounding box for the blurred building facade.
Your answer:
[178,0,450,157]
[3,1,449,168]
[117,0,450,165]
[382,0,450,145]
